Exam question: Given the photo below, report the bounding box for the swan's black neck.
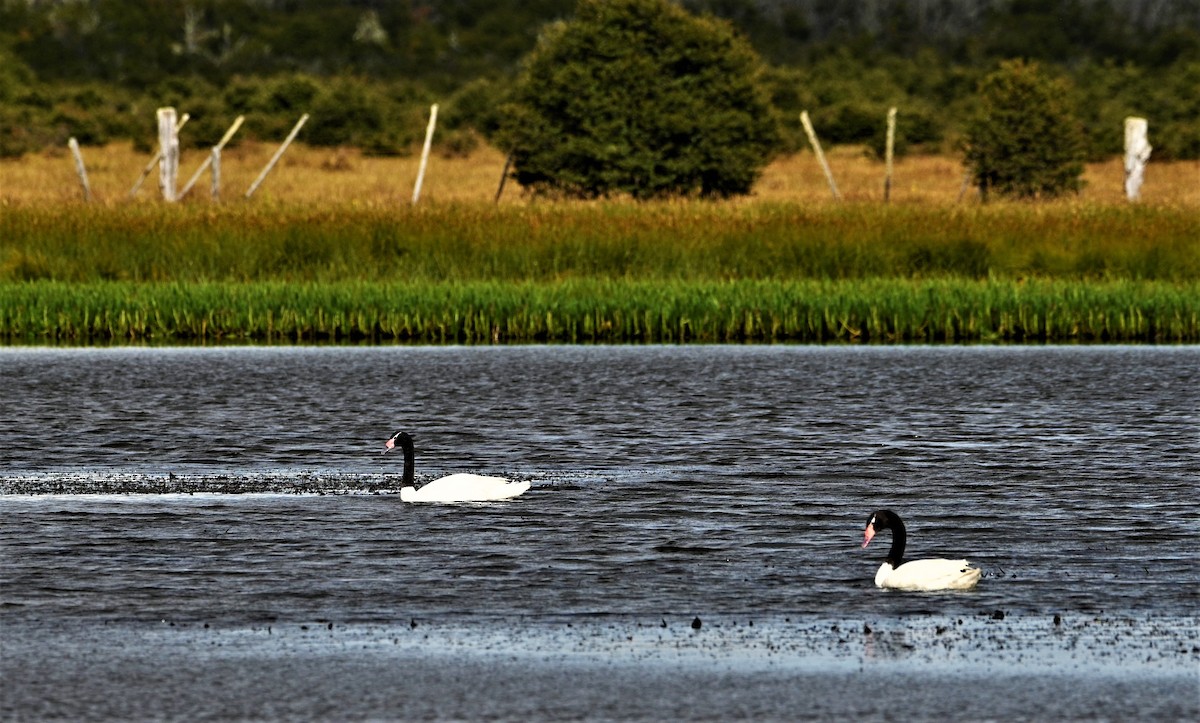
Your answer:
[394,433,416,488]
[885,515,907,567]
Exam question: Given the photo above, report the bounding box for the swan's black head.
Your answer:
[862,509,899,548]
[383,431,413,454]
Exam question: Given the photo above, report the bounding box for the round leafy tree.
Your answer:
[499,0,779,199]
[964,60,1086,200]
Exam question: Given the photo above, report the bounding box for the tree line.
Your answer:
[1,0,1197,160]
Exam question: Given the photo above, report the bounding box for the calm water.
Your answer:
[2,345,1197,720]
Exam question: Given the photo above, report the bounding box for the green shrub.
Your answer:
[499,0,780,199]
[963,60,1086,199]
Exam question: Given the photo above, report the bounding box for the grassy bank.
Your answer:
[3,279,1196,344]
[3,147,1196,345]
[3,202,1198,283]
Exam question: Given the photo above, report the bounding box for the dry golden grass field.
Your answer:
[2,141,1197,208]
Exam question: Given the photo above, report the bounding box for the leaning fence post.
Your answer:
[180,115,244,199]
[246,114,309,199]
[884,107,897,203]
[130,113,189,197]
[412,103,439,205]
[68,137,92,202]
[800,111,841,200]
[157,107,180,202]
[494,152,514,204]
[1123,117,1151,201]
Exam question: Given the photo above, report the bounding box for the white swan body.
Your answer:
[399,473,530,503]
[385,431,530,503]
[874,558,981,591]
[863,509,981,591]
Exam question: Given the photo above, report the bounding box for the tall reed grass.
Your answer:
[2,202,1197,283]
[3,279,1195,344]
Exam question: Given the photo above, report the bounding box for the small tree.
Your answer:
[964,60,1086,200]
[499,0,779,199]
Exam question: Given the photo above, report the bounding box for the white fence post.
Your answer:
[800,111,841,200]
[211,147,221,201]
[1123,117,1151,201]
[246,114,309,199]
[130,113,189,197]
[157,107,180,202]
[180,115,244,199]
[68,137,92,202]
[412,103,439,205]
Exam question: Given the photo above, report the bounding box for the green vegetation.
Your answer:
[3,203,1198,284]
[2,1,1198,160]
[2,202,1197,344]
[964,61,1086,200]
[499,0,779,198]
[3,278,1194,345]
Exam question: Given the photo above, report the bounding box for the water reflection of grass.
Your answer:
[3,278,1195,344]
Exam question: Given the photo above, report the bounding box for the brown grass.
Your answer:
[3,142,1197,208]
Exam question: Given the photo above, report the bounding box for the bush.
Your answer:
[963,60,1086,199]
[499,0,780,199]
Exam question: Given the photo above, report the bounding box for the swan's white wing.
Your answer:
[878,558,981,591]
[401,474,530,503]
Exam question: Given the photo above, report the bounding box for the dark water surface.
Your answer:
[2,345,1197,720]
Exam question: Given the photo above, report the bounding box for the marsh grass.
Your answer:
[2,144,1197,344]
[3,201,1197,283]
[2,279,1195,344]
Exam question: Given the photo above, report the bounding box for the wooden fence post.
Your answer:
[246,114,309,199]
[412,103,439,205]
[180,115,244,199]
[157,107,180,202]
[211,147,221,202]
[495,152,513,204]
[800,111,841,200]
[68,138,92,202]
[130,113,189,197]
[884,107,897,203]
[1123,117,1151,201]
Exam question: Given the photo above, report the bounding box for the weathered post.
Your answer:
[884,107,897,203]
[494,152,513,204]
[1123,117,1151,201]
[68,138,92,202]
[412,103,439,205]
[130,113,189,197]
[180,115,244,198]
[210,147,221,202]
[800,111,841,200]
[157,107,180,202]
[246,114,309,199]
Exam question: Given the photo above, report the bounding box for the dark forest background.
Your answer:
[2,0,1198,159]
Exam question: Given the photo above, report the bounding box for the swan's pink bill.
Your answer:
[862,525,876,548]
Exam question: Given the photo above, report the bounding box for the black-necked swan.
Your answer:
[862,509,981,591]
[383,431,530,503]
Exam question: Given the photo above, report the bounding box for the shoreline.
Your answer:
[4,615,1196,720]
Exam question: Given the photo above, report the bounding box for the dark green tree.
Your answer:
[963,59,1086,199]
[498,0,780,199]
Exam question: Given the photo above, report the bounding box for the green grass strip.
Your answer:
[3,202,1198,283]
[2,278,1196,344]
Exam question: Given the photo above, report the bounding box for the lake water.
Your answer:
[1,345,1197,720]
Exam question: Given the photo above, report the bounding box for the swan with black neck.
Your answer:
[384,431,530,502]
[862,509,981,591]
